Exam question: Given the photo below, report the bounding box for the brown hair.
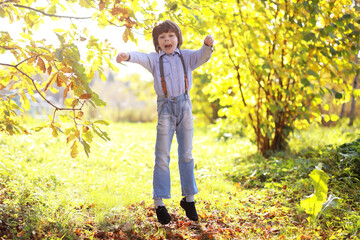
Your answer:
[152,20,183,53]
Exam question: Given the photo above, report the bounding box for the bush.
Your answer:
[336,137,360,179]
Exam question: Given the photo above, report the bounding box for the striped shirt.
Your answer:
[128,44,213,97]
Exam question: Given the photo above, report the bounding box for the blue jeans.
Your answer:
[153,93,198,199]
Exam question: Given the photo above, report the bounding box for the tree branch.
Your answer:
[11,3,92,20]
[0,45,16,50]
[0,61,86,112]
[15,56,34,67]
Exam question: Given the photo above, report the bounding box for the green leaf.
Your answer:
[304,32,316,42]
[55,48,64,61]
[80,138,90,157]
[92,126,110,141]
[56,33,65,44]
[94,120,110,126]
[300,166,329,222]
[335,92,343,99]
[168,2,178,11]
[301,78,311,87]
[307,69,318,77]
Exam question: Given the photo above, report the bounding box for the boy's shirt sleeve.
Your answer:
[127,52,156,73]
[184,44,213,70]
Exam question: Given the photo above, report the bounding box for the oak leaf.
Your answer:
[99,0,105,10]
[79,93,92,100]
[47,65,52,75]
[63,85,70,99]
[37,57,46,73]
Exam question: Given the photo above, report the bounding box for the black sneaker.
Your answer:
[155,206,172,225]
[180,197,198,221]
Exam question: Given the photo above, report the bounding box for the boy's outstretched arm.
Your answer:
[204,35,214,47]
[186,35,214,70]
[116,52,130,63]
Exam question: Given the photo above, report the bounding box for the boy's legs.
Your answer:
[176,97,198,197]
[153,95,198,223]
[153,100,175,200]
[176,96,199,221]
[153,115,175,199]
[153,100,175,225]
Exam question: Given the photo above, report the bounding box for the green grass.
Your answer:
[1,120,360,239]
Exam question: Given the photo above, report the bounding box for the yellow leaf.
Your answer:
[67,133,76,144]
[70,140,78,158]
[122,29,129,43]
[323,104,329,111]
[45,72,58,92]
[323,114,330,122]
[20,92,30,111]
[330,114,339,122]
[51,125,58,137]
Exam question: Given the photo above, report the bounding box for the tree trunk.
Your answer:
[349,72,358,126]
[340,80,347,119]
[340,103,346,119]
[349,52,359,126]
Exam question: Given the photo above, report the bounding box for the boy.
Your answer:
[116,20,214,225]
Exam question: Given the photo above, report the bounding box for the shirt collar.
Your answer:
[159,48,180,57]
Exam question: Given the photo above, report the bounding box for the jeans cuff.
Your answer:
[153,195,171,199]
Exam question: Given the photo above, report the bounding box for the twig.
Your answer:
[52,109,58,124]
[10,3,92,20]
[0,61,86,112]
[15,56,35,67]
[0,45,16,50]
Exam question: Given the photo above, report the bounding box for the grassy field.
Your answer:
[1,120,360,239]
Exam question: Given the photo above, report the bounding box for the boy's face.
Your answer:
[158,31,178,54]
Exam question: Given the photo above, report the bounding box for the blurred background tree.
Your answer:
[166,0,360,155]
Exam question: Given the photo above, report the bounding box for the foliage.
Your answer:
[227,120,360,238]
[300,165,332,226]
[0,0,160,157]
[1,121,360,239]
[337,137,360,179]
[171,0,360,155]
[190,73,220,124]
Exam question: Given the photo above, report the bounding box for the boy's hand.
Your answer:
[204,35,214,47]
[116,53,130,63]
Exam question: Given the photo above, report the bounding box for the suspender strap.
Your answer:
[159,55,168,98]
[159,51,188,98]
[178,53,189,95]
